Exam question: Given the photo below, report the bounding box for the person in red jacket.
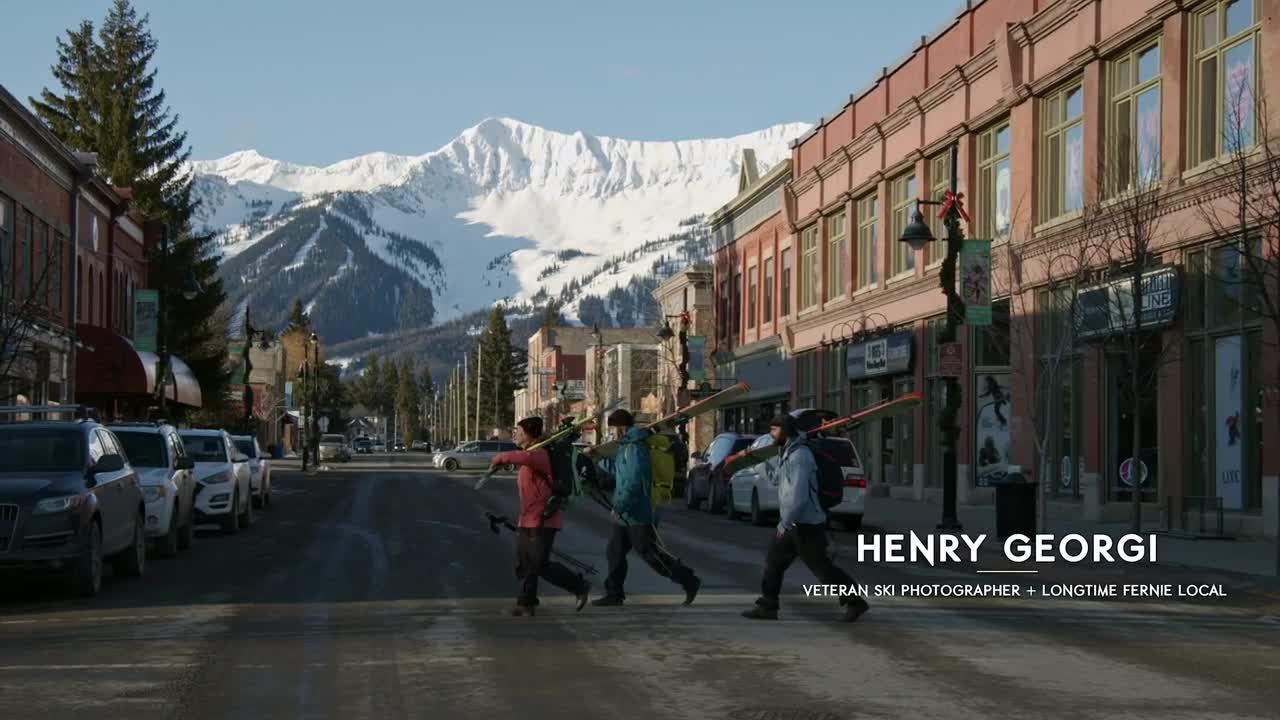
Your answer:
[490,416,591,616]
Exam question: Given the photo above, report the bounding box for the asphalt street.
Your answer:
[2,453,1278,720]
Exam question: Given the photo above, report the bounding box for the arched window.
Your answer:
[76,258,83,321]
[87,268,94,326]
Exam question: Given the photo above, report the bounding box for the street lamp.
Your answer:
[898,142,967,531]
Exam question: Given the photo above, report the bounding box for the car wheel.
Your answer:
[240,488,254,528]
[157,508,180,558]
[707,479,723,514]
[113,513,146,578]
[222,491,241,534]
[750,490,768,527]
[70,522,103,597]
[444,458,459,472]
[252,484,264,509]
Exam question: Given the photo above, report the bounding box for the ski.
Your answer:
[585,382,752,460]
[474,399,624,490]
[722,392,925,477]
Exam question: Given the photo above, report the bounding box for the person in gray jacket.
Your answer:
[742,413,869,622]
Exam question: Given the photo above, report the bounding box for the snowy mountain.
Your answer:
[191,117,809,347]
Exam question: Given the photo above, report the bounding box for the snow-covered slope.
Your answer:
[191,118,808,342]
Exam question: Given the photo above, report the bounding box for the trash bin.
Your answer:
[993,467,1037,539]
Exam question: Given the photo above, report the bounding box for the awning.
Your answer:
[75,324,203,408]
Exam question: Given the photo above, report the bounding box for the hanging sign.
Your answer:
[959,240,992,326]
[133,289,159,352]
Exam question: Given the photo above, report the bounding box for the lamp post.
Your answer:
[899,142,967,531]
[153,221,200,416]
[309,332,320,467]
[241,304,272,433]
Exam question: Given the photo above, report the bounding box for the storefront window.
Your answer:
[824,345,846,414]
[796,351,817,408]
[1106,339,1162,504]
[891,377,915,486]
[850,381,879,486]
[976,299,1011,367]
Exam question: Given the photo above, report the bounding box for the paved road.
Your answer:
[2,454,1277,720]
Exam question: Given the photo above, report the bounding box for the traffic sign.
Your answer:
[937,342,962,377]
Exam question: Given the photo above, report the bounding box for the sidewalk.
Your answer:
[866,496,1279,578]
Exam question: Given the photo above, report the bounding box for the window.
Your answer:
[977,123,1012,238]
[975,299,1011,366]
[799,225,819,310]
[780,248,792,316]
[824,345,846,414]
[1110,40,1162,192]
[927,153,950,264]
[826,211,846,301]
[1041,82,1085,221]
[762,257,774,324]
[0,196,12,297]
[732,270,742,338]
[747,265,758,329]
[796,351,817,408]
[718,277,730,343]
[891,173,917,276]
[19,210,32,299]
[1191,0,1261,165]
[50,231,62,313]
[856,193,879,289]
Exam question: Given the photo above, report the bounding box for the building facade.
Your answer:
[710,152,796,437]
[653,264,718,454]
[715,0,1278,537]
[525,324,660,427]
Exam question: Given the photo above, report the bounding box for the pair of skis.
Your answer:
[721,392,925,477]
[583,382,752,460]
[473,401,625,491]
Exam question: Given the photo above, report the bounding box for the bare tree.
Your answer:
[0,238,61,406]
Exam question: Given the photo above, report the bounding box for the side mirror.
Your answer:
[176,456,195,470]
[91,454,125,475]
[234,453,249,463]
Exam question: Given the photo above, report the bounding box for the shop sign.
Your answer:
[936,342,962,378]
[846,331,913,380]
[1075,266,1179,340]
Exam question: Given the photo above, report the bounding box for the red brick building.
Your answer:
[714,0,1279,537]
[1,82,200,417]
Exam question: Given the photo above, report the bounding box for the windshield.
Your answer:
[114,432,168,468]
[234,440,257,458]
[0,428,85,472]
[181,435,227,462]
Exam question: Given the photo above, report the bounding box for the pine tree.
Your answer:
[286,299,311,333]
[32,0,228,410]
[478,306,515,432]
[396,356,420,442]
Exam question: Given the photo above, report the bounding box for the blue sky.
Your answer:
[5,0,963,166]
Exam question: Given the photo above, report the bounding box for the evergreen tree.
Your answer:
[478,306,515,432]
[396,356,420,442]
[286,299,312,333]
[32,0,228,410]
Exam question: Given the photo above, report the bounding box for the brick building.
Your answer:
[713,0,1278,537]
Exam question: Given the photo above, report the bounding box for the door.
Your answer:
[93,430,131,551]
[170,432,194,525]
[891,377,915,487]
[1106,350,1159,504]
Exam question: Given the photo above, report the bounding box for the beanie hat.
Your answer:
[517,416,544,438]
[607,408,635,427]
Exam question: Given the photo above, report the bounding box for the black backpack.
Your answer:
[540,427,580,521]
[803,438,846,513]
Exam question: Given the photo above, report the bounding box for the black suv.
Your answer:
[686,432,757,513]
[0,416,148,596]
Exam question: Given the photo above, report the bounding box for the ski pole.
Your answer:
[484,513,599,576]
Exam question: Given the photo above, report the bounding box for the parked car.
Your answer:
[727,434,784,526]
[685,432,757,513]
[319,434,351,463]
[0,415,148,596]
[393,442,406,452]
[111,423,197,557]
[354,437,373,454]
[179,429,254,534]
[411,441,431,452]
[433,440,520,471]
[232,435,271,508]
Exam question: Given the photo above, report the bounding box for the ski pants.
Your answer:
[515,527,588,607]
[603,522,696,599]
[755,523,860,611]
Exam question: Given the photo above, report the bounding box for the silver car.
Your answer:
[433,440,519,471]
[318,434,351,463]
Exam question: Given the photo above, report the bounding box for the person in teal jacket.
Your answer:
[591,409,700,607]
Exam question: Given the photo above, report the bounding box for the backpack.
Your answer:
[540,431,581,521]
[644,433,676,511]
[798,437,845,513]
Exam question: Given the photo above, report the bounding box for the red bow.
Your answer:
[938,190,970,223]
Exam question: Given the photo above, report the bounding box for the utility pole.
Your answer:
[463,353,470,442]
[475,346,483,440]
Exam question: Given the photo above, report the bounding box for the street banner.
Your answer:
[974,372,1012,486]
[1214,335,1244,510]
[687,336,706,381]
[959,240,992,326]
[133,289,159,352]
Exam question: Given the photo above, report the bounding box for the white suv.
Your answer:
[728,434,867,531]
[110,423,198,557]
[180,429,254,533]
[232,435,271,509]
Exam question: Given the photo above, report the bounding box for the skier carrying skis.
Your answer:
[591,409,701,607]
[490,416,592,616]
[741,413,869,622]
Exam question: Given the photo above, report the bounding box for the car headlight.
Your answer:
[199,472,231,484]
[34,495,85,515]
[143,486,164,502]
